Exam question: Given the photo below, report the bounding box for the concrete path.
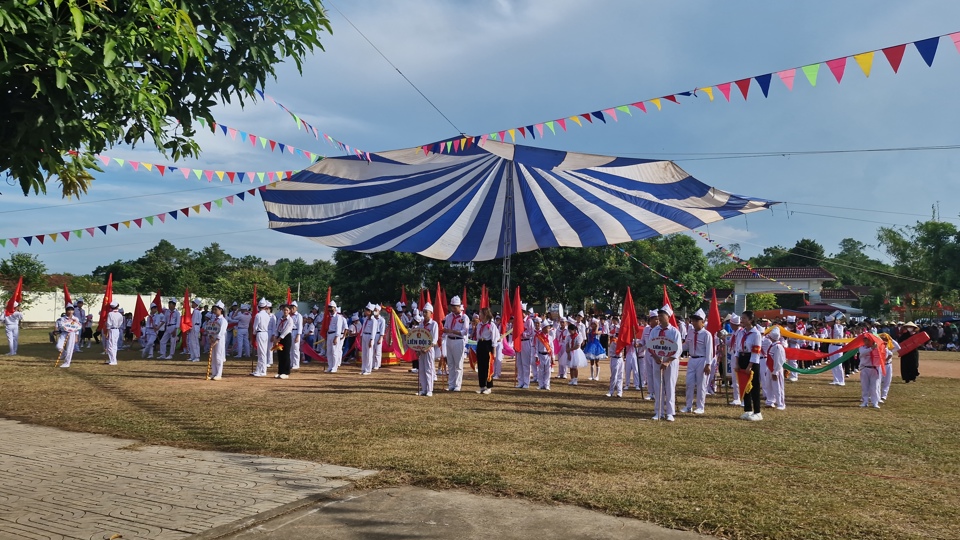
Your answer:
[218,486,710,540]
[0,419,375,540]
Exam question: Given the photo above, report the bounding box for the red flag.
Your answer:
[616,287,638,355]
[419,288,425,310]
[436,282,444,313]
[180,288,193,333]
[501,287,512,334]
[132,294,148,340]
[251,284,258,350]
[97,273,113,332]
[400,285,408,307]
[480,285,489,309]
[63,284,72,306]
[707,288,722,336]
[286,288,292,306]
[463,285,468,310]
[512,286,524,354]
[4,276,23,317]
[151,290,163,311]
[434,290,446,347]
[426,290,432,307]
[320,286,332,336]
[662,285,678,328]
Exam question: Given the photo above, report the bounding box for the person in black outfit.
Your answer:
[899,321,921,383]
[273,304,294,379]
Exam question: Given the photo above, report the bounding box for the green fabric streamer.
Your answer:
[784,349,857,374]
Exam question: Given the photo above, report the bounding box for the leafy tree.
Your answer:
[0,252,48,288]
[751,239,825,268]
[214,269,283,307]
[1,0,331,197]
[878,220,960,303]
[824,238,891,288]
[747,293,778,310]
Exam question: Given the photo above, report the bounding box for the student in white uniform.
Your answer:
[827,316,846,386]
[160,298,180,359]
[3,302,23,356]
[681,309,713,415]
[566,322,587,385]
[234,304,252,358]
[208,301,228,380]
[764,326,786,410]
[73,298,86,352]
[372,305,386,370]
[516,305,534,388]
[324,301,347,373]
[188,299,203,362]
[289,303,303,369]
[880,334,899,403]
[737,310,764,421]
[56,305,83,367]
[606,337,624,398]
[640,311,659,400]
[442,296,470,391]
[728,315,744,406]
[141,303,164,359]
[858,333,883,409]
[417,303,440,396]
[646,305,682,421]
[252,299,272,376]
[474,307,500,393]
[104,301,125,366]
[534,318,555,391]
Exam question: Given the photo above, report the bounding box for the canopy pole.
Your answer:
[501,160,514,303]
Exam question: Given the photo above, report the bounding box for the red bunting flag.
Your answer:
[400,285,408,307]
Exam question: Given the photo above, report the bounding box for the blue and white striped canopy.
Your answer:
[261,140,777,261]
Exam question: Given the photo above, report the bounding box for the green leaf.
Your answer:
[103,37,116,66]
[69,5,84,38]
[54,68,67,89]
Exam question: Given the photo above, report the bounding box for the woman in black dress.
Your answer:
[273,304,294,379]
[899,322,920,383]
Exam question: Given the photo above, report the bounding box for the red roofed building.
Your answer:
[720,267,837,312]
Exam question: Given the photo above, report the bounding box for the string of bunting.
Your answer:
[255,89,371,161]
[91,152,299,184]
[0,185,273,249]
[693,230,810,294]
[612,245,703,298]
[416,31,960,153]
[195,118,321,162]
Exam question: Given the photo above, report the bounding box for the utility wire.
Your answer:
[327,1,465,136]
[0,184,248,215]
[614,143,960,162]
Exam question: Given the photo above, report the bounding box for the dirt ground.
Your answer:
[904,350,960,378]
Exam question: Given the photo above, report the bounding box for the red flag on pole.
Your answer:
[512,286,524,354]
[180,288,193,333]
[434,290,446,347]
[320,286,332,336]
[480,285,489,309]
[662,285,678,328]
[97,274,114,333]
[4,276,23,317]
[501,287,512,334]
[462,285,468,310]
[63,284,72,306]
[436,282,444,312]
[400,285,408,307]
[132,294,148,340]
[286,288,292,306]
[616,287,638,355]
[426,290,432,307]
[707,288,722,336]
[151,290,162,311]
[419,288,425,310]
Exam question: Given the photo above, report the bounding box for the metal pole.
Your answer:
[500,160,514,300]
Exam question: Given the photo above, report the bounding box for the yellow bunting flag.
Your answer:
[701,86,714,101]
[854,52,874,77]
[650,98,662,111]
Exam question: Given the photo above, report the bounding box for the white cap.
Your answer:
[75,297,84,303]
[567,316,576,324]
[528,308,535,315]
[577,310,585,317]
[168,298,177,304]
[118,308,124,314]
[231,301,238,306]
[214,300,225,309]
[411,301,418,309]
[329,300,338,308]
[533,317,542,324]
[351,313,359,321]
[265,301,273,308]
[659,305,673,317]
[472,313,480,319]
[65,303,74,309]
[693,308,706,319]
[365,302,376,311]
[450,295,462,306]
[825,316,835,322]
[395,302,404,311]
[786,315,796,323]
[544,319,553,327]
[150,303,157,308]
[109,301,120,308]
[413,314,424,323]
[768,327,781,340]
[312,304,319,310]
[423,302,434,312]
[373,304,381,312]
[648,310,658,318]
[192,298,200,305]
[258,298,268,308]
[730,315,741,325]
[521,302,527,310]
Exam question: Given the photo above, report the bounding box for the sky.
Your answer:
[3,0,960,276]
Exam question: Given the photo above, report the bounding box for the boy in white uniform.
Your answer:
[681,309,713,415]
[646,305,682,421]
[56,305,82,367]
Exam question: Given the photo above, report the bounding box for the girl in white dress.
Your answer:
[566,323,588,385]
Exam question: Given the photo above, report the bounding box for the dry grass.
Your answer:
[1,329,959,539]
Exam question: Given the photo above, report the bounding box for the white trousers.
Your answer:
[188,328,201,360]
[861,366,881,406]
[326,335,343,371]
[624,349,640,388]
[6,327,18,355]
[235,330,250,357]
[255,332,270,375]
[290,334,301,368]
[57,332,77,366]
[537,353,552,389]
[418,349,436,394]
[728,352,740,401]
[211,339,226,378]
[493,343,503,378]
[881,362,893,400]
[608,355,624,396]
[361,335,375,373]
[685,357,709,411]
[142,332,157,357]
[786,359,799,381]
[374,339,383,369]
[651,360,679,418]
[446,337,465,391]
[760,361,772,403]
[160,330,177,357]
[105,329,120,365]
[517,341,533,387]
[768,369,785,408]
[829,345,845,384]
[642,353,655,390]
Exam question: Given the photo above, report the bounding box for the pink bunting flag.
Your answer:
[180,168,191,179]
[129,161,139,171]
[826,57,847,83]
[228,128,238,140]
[203,202,212,211]
[630,102,647,113]
[11,238,19,247]
[85,227,95,236]
[98,155,111,166]
[133,219,143,228]
[204,170,214,182]
[951,32,960,54]
[603,108,618,121]
[777,69,796,90]
[61,231,71,241]
[716,82,732,101]
[157,214,166,223]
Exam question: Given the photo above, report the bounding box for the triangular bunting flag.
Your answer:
[755,73,772,97]
[36,234,44,244]
[616,105,631,116]
[661,96,678,105]
[914,36,939,67]
[716,82,732,101]
[50,233,58,242]
[157,213,166,223]
[777,69,796,90]
[129,161,139,171]
[9,238,17,247]
[259,137,268,148]
[591,111,606,123]
[85,227,95,236]
[122,221,131,228]
[227,172,236,182]
[97,225,107,234]
[546,121,556,134]
[193,169,203,180]
[226,195,235,204]
[145,216,154,225]
[237,192,246,201]
[228,127,237,139]
[853,52,874,77]
[180,168,191,179]
[631,101,648,112]
[826,57,847,83]
[882,44,907,73]
[24,236,32,246]
[801,63,820,86]
[516,127,525,139]
[156,165,166,176]
[556,118,566,131]
[951,32,960,54]
[203,202,212,211]
[219,124,228,135]
[0,239,6,247]
[204,170,214,182]
[61,231,70,241]
[215,171,225,181]
[603,108,618,120]
[508,129,516,141]
[700,87,715,100]
[169,210,178,220]
[110,223,119,230]
[581,113,593,123]
[113,158,125,167]
[134,218,142,228]
[192,205,201,213]
[142,163,152,172]
[535,123,545,137]
[181,208,190,217]
[650,98,662,110]
[247,188,256,195]
[569,116,582,126]
[97,154,111,166]
[73,230,81,238]
[735,78,751,99]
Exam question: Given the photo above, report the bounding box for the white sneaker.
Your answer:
[476,390,484,394]
[749,413,763,421]
[605,392,612,397]
[860,401,868,407]
[680,407,692,413]
[651,415,660,421]
[425,392,433,397]
[730,400,742,406]
[212,376,222,381]
[694,408,705,415]
[644,396,652,401]
[872,404,881,409]
[279,374,289,379]
[739,412,753,420]
[776,405,786,410]
[482,388,491,394]
[666,415,675,422]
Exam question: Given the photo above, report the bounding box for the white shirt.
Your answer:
[106,310,124,331]
[685,328,715,365]
[165,309,181,331]
[443,312,470,339]
[235,311,252,332]
[477,320,500,342]
[646,324,682,362]
[326,313,347,336]
[254,310,272,333]
[3,312,23,328]
[741,326,763,364]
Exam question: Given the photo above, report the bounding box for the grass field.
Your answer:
[1,329,959,539]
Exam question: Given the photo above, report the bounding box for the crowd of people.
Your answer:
[2,294,930,422]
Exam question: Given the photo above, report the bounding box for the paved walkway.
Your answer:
[0,419,375,540]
